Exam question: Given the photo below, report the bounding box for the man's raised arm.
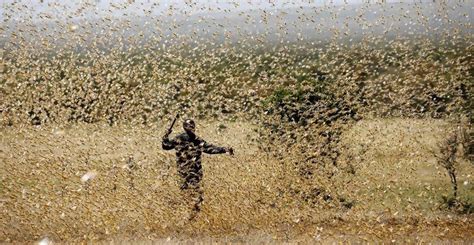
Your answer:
[162,133,176,150]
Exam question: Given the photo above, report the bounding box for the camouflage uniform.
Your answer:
[162,130,228,214]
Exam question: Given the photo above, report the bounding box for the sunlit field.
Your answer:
[1,0,473,243]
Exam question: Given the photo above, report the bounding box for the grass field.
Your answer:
[1,119,472,243]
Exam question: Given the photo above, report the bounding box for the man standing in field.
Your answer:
[162,118,234,220]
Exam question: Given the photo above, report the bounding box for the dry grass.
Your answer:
[1,119,473,243]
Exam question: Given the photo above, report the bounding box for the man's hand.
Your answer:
[226,147,234,156]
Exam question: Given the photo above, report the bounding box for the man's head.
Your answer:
[183,119,196,136]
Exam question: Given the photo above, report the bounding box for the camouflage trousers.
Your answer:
[178,168,204,218]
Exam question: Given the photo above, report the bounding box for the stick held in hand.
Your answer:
[166,113,179,135]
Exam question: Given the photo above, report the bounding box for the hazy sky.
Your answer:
[1,0,471,49]
[1,0,445,22]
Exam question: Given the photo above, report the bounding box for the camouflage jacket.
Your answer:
[162,132,227,186]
